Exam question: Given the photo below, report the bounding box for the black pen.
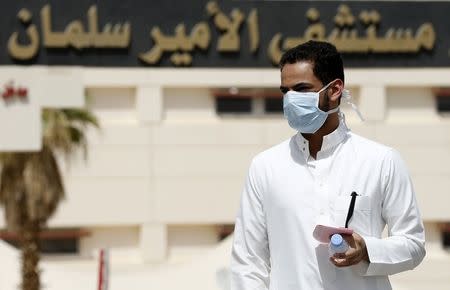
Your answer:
[344,191,359,228]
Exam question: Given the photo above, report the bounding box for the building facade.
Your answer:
[0,0,449,269]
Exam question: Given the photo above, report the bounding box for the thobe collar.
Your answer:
[295,112,350,160]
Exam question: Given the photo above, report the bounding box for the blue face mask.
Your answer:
[283,82,339,134]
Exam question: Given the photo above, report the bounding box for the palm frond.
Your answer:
[42,109,72,156]
[61,109,99,128]
[0,107,98,230]
[68,125,88,159]
[42,108,99,159]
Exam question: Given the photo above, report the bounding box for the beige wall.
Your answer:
[80,226,141,262]
[0,67,449,261]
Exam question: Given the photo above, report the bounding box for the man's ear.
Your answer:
[328,79,344,103]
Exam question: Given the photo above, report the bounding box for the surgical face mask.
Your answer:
[283,82,339,134]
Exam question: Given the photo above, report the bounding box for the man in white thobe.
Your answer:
[230,41,425,290]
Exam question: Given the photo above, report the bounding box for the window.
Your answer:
[443,232,450,248]
[443,223,450,248]
[264,97,283,113]
[0,228,89,254]
[217,224,235,241]
[215,96,252,114]
[214,89,282,115]
[434,88,450,113]
[437,96,450,113]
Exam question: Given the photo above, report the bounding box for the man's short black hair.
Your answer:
[279,40,345,85]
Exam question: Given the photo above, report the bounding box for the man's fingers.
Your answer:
[344,251,363,266]
[330,255,361,267]
[330,249,363,267]
[332,248,358,260]
[342,234,357,248]
[330,256,351,267]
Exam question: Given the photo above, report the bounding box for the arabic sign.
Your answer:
[0,0,449,67]
[1,81,28,102]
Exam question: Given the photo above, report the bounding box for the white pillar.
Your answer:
[139,223,167,263]
[424,222,444,256]
[359,85,386,122]
[136,85,163,122]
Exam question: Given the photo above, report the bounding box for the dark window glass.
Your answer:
[216,97,252,114]
[40,238,78,254]
[1,237,78,254]
[443,231,450,248]
[264,97,283,113]
[437,95,450,112]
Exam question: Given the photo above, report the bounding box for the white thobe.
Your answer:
[230,116,425,290]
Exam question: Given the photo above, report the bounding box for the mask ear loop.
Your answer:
[324,89,340,115]
[341,89,365,122]
[319,81,336,111]
[318,81,333,94]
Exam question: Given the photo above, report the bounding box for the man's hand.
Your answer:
[330,232,370,267]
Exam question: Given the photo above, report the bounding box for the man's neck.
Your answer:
[301,113,340,159]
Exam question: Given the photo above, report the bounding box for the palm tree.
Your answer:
[0,108,99,290]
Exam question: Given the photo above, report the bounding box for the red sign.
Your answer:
[1,81,28,102]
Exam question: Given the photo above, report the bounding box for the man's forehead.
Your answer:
[281,61,319,87]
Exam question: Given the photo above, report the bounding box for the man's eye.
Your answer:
[280,88,288,94]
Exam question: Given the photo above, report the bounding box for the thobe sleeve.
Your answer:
[230,158,271,290]
[362,149,426,276]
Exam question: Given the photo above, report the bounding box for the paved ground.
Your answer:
[2,239,450,290]
[390,252,450,290]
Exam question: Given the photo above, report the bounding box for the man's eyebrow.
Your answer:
[291,82,312,91]
[280,82,313,93]
[280,82,311,91]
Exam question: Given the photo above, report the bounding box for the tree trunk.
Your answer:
[20,219,40,290]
